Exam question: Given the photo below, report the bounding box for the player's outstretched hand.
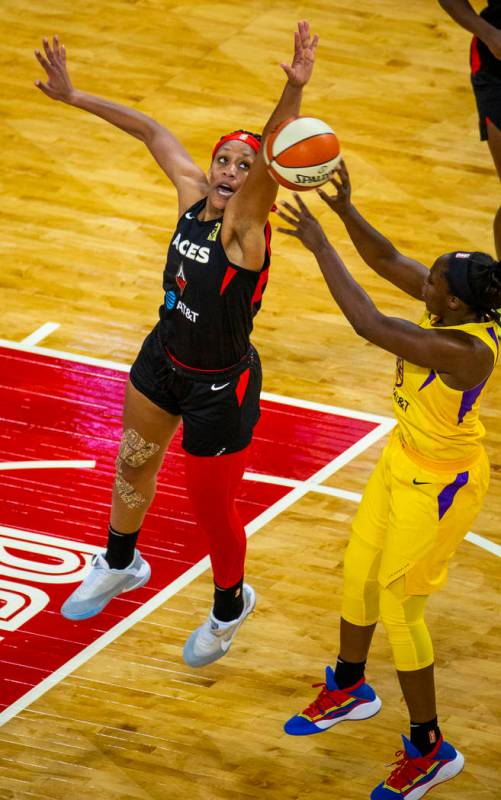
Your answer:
[281,20,319,88]
[34,35,75,102]
[317,160,352,216]
[276,193,328,253]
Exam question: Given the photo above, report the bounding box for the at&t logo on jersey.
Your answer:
[176,300,199,323]
[393,387,410,412]
[165,290,176,310]
[172,232,210,263]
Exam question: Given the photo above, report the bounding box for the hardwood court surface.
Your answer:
[1,1,500,798]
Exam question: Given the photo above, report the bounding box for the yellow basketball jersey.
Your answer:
[392,313,499,470]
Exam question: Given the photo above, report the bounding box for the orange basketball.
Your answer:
[264,116,341,191]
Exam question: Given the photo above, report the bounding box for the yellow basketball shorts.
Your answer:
[350,432,489,595]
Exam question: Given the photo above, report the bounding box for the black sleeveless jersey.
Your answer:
[158,197,271,371]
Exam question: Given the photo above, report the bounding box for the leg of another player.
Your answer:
[335,617,377,687]
[339,617,377,662]
[379,581,440,751]
[370,584,464,799]
[397,663,437,727]
[283,532,382,736]
[487,119,501,258]
[282,615,381,736]
[335,529,381,689]
[370,662,464,800]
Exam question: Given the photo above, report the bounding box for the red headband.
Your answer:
[211,131,261,161]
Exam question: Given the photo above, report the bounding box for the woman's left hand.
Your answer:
[281,21,318,88]
[276,193,329,252]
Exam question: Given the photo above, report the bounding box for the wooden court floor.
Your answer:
[1,1,500,798]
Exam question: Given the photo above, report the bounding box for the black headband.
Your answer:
[446,252,477,307]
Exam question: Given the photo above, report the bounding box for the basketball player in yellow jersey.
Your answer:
[276,161,501,800]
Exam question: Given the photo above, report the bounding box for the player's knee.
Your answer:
[114,428,160,509]
[118,428,160,469]
[343,532,380,589]
[341,590,379,627]
[382,618,434,671]
[342,535,381,625]
[380,582,433,670]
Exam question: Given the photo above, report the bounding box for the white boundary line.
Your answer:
[0,428,390,729]
[20,323,60,347]
[0,334,498,727]
[0,558,212,727]
[244,421,395,537]
[0,337,131,373]
[0,337,390,425]
[464,531,501,558]
[0,460,96,471]
[0,336,393,727]
[0,426,392,729]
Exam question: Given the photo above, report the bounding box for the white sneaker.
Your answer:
[60,550,151,620]
[182,584,256,667]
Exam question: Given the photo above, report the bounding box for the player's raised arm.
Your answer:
[223,21,318,241]
[34,36,207,215]
[315,161,429,300]
[276,194,494,386]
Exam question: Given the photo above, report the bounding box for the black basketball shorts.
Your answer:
[471,69,501,141]
[129,326,262,457]
[470,34,501,140]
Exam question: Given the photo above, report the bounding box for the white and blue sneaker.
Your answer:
[371,735,464,799]
[284,666,382,735]
[183,584,256,668]
[61,550,151,620]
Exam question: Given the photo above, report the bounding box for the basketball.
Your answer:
[264,116,341,191]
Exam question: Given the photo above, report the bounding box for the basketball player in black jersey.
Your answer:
[439,1,501,256]
[34,22,318,666]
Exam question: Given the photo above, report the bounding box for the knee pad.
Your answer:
[341,533,381,627]
[379,578,434,671]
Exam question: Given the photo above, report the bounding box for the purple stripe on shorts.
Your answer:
[419,370,436,391]
[437,471,469,520]
[487,326,499,353]
[457,379,487,424]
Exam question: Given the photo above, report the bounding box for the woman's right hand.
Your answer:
[316,160,352,216]
[34,36,75,103]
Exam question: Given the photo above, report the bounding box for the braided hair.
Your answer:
[445,252,501,324]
